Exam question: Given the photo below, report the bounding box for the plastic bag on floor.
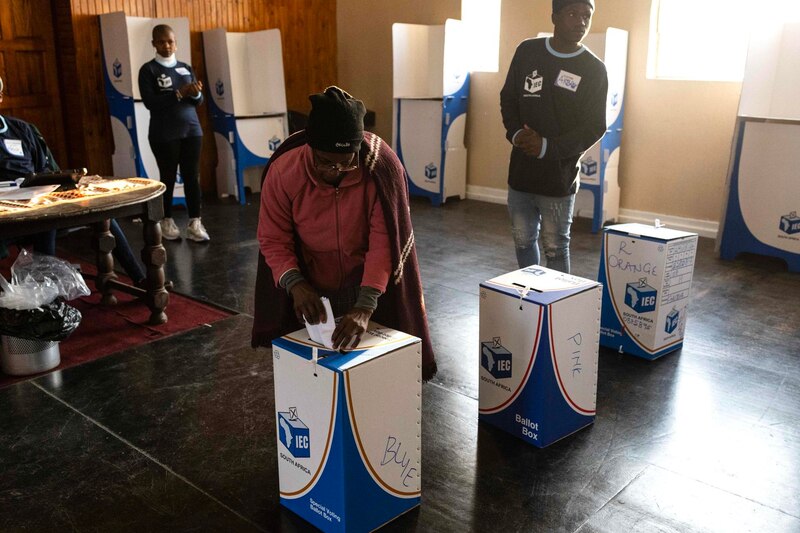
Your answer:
[0,300,82,341]
[0,249,89,310]
[0,249,88,341]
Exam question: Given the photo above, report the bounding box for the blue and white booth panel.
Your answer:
[395,96,468,205]
[575,144,621,233]
[396,99,443,201]
[109,114,137,179]
[237,116,286,195]
[720,120,800,272]
[574,28,627,233]
[213,115,286,203]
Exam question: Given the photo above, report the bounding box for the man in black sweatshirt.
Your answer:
[500,0,608,273]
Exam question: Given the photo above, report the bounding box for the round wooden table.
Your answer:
[0,179,170,324]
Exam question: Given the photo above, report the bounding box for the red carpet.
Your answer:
[0,256,235,388]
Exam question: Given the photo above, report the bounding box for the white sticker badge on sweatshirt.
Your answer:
[157,74,173,89]
[555,70,581,92]
[4,139,24,157]
[174,67,190,76]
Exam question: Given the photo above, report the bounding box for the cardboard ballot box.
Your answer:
[599,223,698,360]
[272,323,421,532]
[479,266,602,448]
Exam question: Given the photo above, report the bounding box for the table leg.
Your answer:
[142,200,169,325]
[93,219,118,305]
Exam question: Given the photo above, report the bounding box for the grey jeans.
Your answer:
[507,188,576,274]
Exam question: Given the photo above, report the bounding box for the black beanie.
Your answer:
[553,0,594,13]
[306,86,366,153]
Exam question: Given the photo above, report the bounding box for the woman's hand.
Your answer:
[178,81,203,98]
[332,307,372,351]
[289,281,326,324]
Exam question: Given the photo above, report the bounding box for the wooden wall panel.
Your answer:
[52,0,79,165]
[0,0,67,166]
[57,0,337,193]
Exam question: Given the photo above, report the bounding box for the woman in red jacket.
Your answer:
[254,87,436,379]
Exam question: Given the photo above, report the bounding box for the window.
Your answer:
[649,0,800,82]
[461,0,501,73]
[647,0,751,81]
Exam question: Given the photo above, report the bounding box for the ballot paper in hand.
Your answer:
[304,297,336,349]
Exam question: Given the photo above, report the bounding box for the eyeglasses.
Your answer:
[312,152,359,173]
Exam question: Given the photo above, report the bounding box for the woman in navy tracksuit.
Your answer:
[138,24,209,242]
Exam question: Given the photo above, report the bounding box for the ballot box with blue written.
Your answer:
[272,323,421,532]
[479,266,602,448]
[599,223,698,360]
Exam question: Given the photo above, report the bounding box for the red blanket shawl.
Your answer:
[251,131,437,380]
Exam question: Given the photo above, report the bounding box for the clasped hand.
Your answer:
[178,80,203,98]
[515,125,543,157]
[290,281,372,351]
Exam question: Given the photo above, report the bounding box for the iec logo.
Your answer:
[112,59,123,79]
[779,211,800,235]
[268,136,282,151]
[156,74,173,89]
[625,277,657,313]
[665,308,679,334]
[215,79,225,97]
[524,70,543,94]
[424,163,437,180]
[581,157,598,176]
[481,337,512,379]
[612,92,619,107]
[278,407,310,458]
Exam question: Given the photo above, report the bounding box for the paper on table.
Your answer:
[304,296,336,349]
[0,184,60,201]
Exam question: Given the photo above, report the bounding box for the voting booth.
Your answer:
[576,28,628,233]
[479,266,602,448]
[272,324,421,532]
[718,21,800,272]
[99,12,189,205]
[598,223,698,360]
[392,20,469,206]
[203,28,288,204]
